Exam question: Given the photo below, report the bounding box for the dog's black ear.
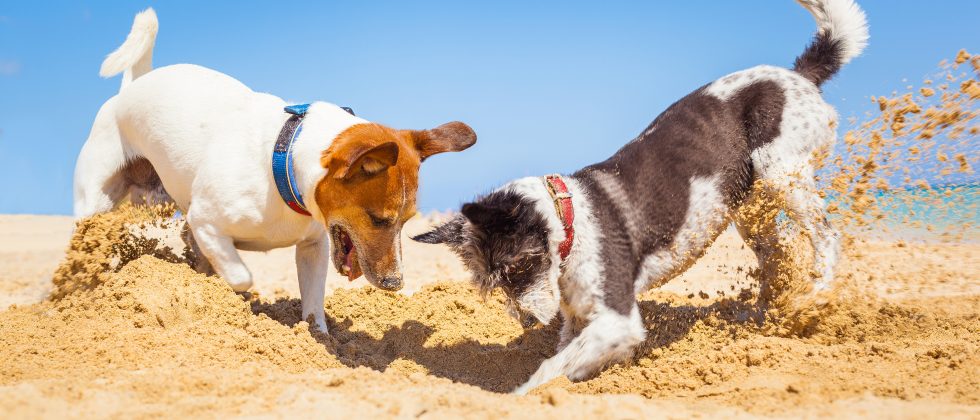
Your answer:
[461,202,503,227]
[412,216,464,245]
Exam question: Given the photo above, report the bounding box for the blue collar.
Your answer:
[272,104,355,216]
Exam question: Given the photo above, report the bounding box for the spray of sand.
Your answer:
[50,204,193,299]
[818,49,978,241]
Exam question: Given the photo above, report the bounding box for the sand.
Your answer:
[0,208,977,419]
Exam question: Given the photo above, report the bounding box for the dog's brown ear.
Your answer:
[330,141,399,180]
[411,122,477,161]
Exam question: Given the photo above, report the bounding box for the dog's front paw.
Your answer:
[512,381,535,396]
[303,312,329,335]
[312,320,329,334]
[225,276,253,292]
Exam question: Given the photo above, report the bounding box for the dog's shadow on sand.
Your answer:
[251,295,764,393]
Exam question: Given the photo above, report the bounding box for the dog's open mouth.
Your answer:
[331,226,361,280]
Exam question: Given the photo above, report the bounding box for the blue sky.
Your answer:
[0,1,977,215]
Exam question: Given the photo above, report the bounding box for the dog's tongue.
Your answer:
[345,249,362,280]
[343,235,361,280]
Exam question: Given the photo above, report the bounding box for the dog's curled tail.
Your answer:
[793,0,868,86]
[99,8,158,91]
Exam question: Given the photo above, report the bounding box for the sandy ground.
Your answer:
[0,213,762,310]
[0,212,977,418]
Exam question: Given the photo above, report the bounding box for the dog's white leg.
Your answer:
[181,223,215,275]
[514,305,645,395]
[783,184,840,290]
[187,220,253,292]
[732,187,788,301]
[557,311,574,352]
[295,238,329,333]
[556,310,587,352]
[73,106,131,219]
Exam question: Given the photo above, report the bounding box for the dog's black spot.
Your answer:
[735,80,786,153]
[572,81,785,314]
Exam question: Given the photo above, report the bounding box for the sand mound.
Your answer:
[2,256,339,385]
[50,204,196,300]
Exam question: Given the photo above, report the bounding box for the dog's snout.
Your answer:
[380,276,403,291]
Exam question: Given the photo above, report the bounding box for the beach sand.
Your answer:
[0,211,977,418]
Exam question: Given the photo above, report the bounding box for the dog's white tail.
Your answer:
[793,0,868,86]
[99,8,158,91]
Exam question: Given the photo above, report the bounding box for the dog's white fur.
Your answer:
[506,0,866,393]
[74,9,374,332]
[99,8,158,89]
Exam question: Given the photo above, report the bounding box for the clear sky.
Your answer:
[1,1,977,215]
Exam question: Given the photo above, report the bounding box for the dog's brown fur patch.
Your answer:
[314,121,475,283]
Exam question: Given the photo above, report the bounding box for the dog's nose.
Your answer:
[380,276,403,291]
[521,314,539,329]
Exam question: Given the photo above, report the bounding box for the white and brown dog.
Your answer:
[415,0,867,394]
[74,9,476,332]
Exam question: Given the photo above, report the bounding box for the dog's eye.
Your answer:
[368,213,394,228]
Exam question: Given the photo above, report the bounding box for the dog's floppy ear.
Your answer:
[461,202,505,227]
[412,216,465,245]
[411,122,477,161]
[329,142,399,180]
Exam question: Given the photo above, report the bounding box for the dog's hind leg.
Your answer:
[732,186,791,303]
[752,97,841,290]
[737,175,840,296]
[73,101,132,219]
[514,305,645,395]
[768,176,840,291]
[186,218,253,292]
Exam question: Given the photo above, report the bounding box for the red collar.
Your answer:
[543,174,575,261]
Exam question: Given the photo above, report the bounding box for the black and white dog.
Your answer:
[414,0,867,394]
